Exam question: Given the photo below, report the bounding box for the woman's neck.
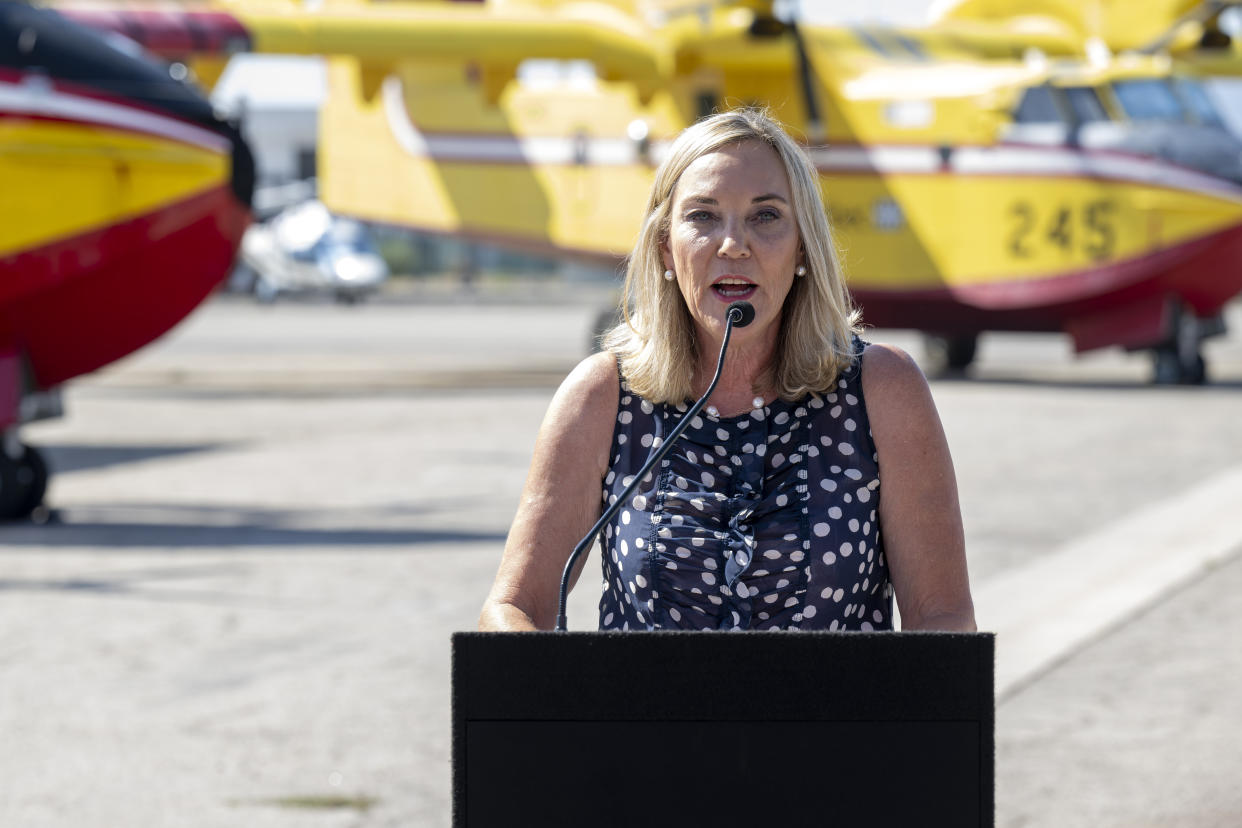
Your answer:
[693,322,780,413]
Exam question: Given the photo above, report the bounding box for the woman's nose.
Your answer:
[717,219,750,258]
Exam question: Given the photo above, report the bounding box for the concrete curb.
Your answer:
[977,463,1242,699]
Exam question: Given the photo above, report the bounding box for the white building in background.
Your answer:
[231,104,318,184]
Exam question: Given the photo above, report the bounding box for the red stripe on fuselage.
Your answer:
[852,223,1242,342]
[0,186,249,388]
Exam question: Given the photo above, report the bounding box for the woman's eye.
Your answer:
[687,210,714,222]
[753,208,781,222]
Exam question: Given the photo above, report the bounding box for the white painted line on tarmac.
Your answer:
[976,463,1242,700]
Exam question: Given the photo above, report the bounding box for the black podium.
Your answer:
[452,631,994,827]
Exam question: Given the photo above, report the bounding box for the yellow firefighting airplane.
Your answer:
[45,0,1242,388]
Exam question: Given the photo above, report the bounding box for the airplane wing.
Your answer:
[49,0,865,101]
[51,0,738,102]
[932,0,1242,59]
[48,0,827,257]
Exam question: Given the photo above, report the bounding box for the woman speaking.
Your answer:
[480,108,975,633]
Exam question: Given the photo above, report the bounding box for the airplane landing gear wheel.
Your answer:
[1152,346,1206,385]
[0,443,49,522]
[922,333,977,377]
[1152,304,1208,385]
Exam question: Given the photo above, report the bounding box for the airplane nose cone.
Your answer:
[0,3,258,388]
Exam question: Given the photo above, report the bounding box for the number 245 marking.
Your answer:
[1008,201,1116,261]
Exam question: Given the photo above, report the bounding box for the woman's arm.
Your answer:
[478,351,620,631]
[861,343,976,632]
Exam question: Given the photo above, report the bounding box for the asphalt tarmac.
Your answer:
[2,284,1240,826]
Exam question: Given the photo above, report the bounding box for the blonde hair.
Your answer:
[603,108,861,404]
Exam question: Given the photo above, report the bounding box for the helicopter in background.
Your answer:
[54,0,1242,384]
[231,197,389,304]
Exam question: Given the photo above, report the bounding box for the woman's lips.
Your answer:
[711,283,757,301]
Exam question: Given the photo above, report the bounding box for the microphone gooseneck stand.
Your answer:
[554,300,755,631]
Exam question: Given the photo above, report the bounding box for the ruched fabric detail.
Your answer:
[598,337,893,631]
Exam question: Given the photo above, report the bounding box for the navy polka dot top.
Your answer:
[598,337,893,631]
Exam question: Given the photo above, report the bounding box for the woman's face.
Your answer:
[662,139,802,350]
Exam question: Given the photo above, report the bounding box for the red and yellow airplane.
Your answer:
[9,0,1242,520]
[0,1,252,519]
[56,0,1242,380]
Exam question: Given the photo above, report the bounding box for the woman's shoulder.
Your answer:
[529,351,621,480]
[542,351,621,430]
[566,349,620,390]
[859,341,925,390]
[858,341,941,439]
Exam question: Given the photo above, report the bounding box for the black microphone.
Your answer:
[727,300,755,328]
[555,301,756,630]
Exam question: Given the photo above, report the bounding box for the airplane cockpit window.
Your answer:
[1112,79,1187,123]
[1013,85,1064,124]
[1063,87,1110,123]
[1174,78,1226,128]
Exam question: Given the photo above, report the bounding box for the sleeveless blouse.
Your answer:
[598,338,893,631]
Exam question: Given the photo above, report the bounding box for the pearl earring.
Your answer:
[795,265,807,277]
[664,269,675,281]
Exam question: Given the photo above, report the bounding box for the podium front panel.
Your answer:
[453,631,993,827]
